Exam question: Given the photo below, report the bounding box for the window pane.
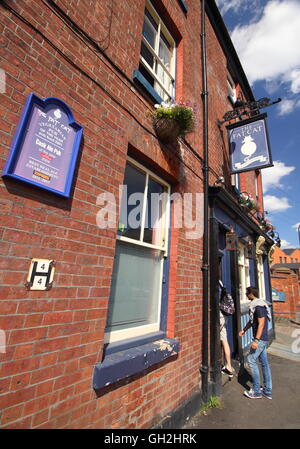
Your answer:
[144,177,165,245]
[159,34,172,70]
[155,65,173,96]
[118,163,146,241]
[106,241,163,333]
[141,42,154,68]
[143,12,157,48]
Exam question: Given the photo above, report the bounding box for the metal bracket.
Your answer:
[217,97,281,126]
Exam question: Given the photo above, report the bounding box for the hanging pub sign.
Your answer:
[227,113,273,174]
[2,93,83,198]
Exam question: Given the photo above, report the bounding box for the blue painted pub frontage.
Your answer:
[209,186,275,391]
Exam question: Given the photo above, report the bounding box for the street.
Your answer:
[183,322,300,429]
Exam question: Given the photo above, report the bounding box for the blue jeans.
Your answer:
[247,340,272,395]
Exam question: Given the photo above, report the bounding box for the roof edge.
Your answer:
[205,0,255,102]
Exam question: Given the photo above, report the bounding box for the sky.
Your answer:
[216,0,300,249]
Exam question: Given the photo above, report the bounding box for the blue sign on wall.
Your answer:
[272,288,286,302]
[2,93,83,198]
[227,113,273,174]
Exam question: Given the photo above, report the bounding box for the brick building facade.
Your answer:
[271,247,300,322]
[0,0,275,429]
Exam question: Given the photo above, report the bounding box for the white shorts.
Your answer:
[220,311,228,341]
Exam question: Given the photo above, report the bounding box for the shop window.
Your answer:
[238,242,250,303]
[104,157,170,344]
[257,255,266,300]
[136,1,176,103]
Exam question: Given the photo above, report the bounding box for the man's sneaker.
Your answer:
[260,388,272,400]
[221,366,233,378]
[244,389,262,399]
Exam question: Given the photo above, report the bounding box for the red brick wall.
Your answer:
[271,271,300,320]
[0,0,253,428]
[272,246,300,265]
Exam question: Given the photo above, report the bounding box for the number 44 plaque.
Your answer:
[25,259,55,291]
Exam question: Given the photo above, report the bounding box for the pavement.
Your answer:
[183,321,300,429]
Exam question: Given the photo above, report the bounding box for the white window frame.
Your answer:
[238,242,251,304]
[140,0,176,102]
[257,255,266,300]
[227,72,237,104]
[104,157,171,344]
[231,173,240,191]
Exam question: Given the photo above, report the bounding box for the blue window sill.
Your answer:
[177,0,188,14]
[133,69,163,105]
[93,338,179,390]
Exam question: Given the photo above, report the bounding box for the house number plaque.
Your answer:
[25,259,55,291]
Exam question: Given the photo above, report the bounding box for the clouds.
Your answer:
[262,161,295,192]
[216,0,252,15]
[262,161,295,213]
[224,0,300,115]
[280,239,292,249]
[263,195,292,213]
[216,0,262,17]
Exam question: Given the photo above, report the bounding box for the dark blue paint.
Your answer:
[133,69,163,104]
[160,205,172,332]
[93,338,179,390]
[249,259,256,285]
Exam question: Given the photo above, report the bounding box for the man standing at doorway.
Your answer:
[239,286,272,399]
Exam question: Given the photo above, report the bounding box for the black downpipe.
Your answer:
[200,0,210,403]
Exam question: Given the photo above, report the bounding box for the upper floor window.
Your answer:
[231,173,240,191]
[227,72,237,105]
[139,1,176,102]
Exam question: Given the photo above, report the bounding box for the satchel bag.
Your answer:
[220,287,235,316]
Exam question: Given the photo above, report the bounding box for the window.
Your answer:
[227,72,237,105]
[280,257,282,263]
[231,173,240,191]
[238,242,250,303]
[104,157,170,344]
[257,255,266,300]
[139,1,176,102]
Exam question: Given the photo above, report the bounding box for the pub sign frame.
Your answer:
[227,113,273,174]
[2,93,83,198]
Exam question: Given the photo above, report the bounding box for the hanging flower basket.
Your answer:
[151,101,195,143]
[238,192,259,212]
[153,116,181,142]
[258,217,274,233]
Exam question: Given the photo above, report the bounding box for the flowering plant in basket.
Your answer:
[238,192,259,211]
[259,217,274,232]
[152,101,195,141]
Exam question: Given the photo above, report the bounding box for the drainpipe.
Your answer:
[200,0,210,403]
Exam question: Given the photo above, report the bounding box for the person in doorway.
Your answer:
[219,280,234,378]
[239,286,272,399]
